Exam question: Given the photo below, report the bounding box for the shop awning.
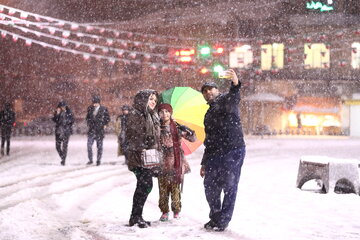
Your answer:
[244,93,284,103]
[292,96,341,114]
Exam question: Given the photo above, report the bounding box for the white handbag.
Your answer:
[142,149,162,168]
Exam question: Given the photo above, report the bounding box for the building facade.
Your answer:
[1,0,360,135]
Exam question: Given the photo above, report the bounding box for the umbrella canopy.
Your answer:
[159,87,209,155]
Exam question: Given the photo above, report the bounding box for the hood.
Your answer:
[133,89,158,113]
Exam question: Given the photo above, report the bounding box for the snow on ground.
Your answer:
[0,135,359,240]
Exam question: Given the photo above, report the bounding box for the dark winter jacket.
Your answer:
[52,107,74,137]
[201,82,245,166]
[86,105,110,137]
[0,107,16,130]
[125,90,160,170]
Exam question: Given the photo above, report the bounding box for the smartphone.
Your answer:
[218,70,231,79]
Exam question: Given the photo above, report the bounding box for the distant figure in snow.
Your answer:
[200,69,246,232]
[115,105,131,162]
[297,113,302,129]
[52,101,74,165]
[86,95,110,166]
[0,103,16,156]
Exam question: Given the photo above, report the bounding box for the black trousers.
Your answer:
[130,168,154,218]
[87,134,104,163]
[1,127,12,155]
[204,147,246,229]
[55,134,70,161]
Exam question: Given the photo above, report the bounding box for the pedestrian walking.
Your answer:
[157,103,196,221]
[125,89,160,228]
[52,101,74,165]
[0,103,16,156]
[200,69,246,232]
[86,95,110,166]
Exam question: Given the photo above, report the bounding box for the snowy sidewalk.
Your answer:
[0,135,359,240]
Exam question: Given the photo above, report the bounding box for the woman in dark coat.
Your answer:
[125,89,160,228]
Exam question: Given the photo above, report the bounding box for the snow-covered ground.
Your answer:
[0,135,359,240]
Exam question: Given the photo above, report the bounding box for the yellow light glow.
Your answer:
[287,112,340,129]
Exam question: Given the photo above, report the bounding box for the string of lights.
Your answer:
[1,2,360,51]
[0,3,360,74]
[0,2,283,43]
[0,18,167,59]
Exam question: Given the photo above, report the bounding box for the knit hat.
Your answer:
[201,82,218,93]
[57,101,67,108]
[158,103,173,114]
[92,95,101,104]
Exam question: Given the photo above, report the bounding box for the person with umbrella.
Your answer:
[157,103,196,222]
[200,69,246,232]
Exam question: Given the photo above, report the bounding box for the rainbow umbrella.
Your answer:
[160,87,209,155]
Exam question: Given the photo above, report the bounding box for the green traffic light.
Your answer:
[198,44,211,58]
[212,63,225,78]
[213,64,224,73]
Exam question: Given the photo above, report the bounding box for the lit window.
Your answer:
[229,45,253,69]
[351,42,360,69]
[304,43,330,69]
[261,43,284,70]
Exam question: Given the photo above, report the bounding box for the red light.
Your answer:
[179,50,194,56]
[24,122,27,127]
[13,122,16,127]
[179,56,192,63]
[169,48,195,63]
[200,67,209,74]
[177,48,195,63]
[216,47,224,54]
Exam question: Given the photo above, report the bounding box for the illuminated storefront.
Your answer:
[284,96,342,135]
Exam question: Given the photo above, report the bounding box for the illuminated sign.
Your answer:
[168,48,195,63]
[306,1,334,12]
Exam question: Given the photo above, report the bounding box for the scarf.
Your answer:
[145,108,160,149]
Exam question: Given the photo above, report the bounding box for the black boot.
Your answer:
[204,220,216,230]
[96,161,101,166]
[140,216,151,226]
[60,160,65,166]
[129,216,148,228]
[86,160,93,165]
